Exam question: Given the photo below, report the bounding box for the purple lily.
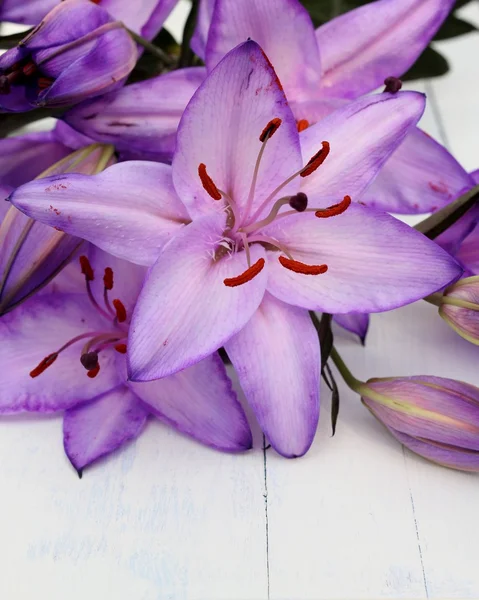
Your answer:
[9,42,462,457]
[0,245,252,472]
[195,0,476,215]
[0,0,136,111]
[0,0,178,40]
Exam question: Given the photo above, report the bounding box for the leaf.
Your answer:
[310,312,334,368]
[323,363,340,436]
[402,46,449,81]
[434,15,477,40]
[415,184,479,240]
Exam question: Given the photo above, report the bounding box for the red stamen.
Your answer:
[198,163,222,200]
[224,258,265,287]
[22,62,37,77]
[114,343,127,354]
[87,364,100,378]
[103,267,114,290]
[259,118,282,142]
[113,299,127,322]
[30,353,58,378]
[300,141,330,178]
[38,77,54,90]
[296,119,309,133]
[79,255,94,281]
[278,256,328,275]
[315,195,351,218]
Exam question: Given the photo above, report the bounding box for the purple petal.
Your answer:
[299,92,425,205]
[470,169,479,184]
[455,228,479,275]
[263,204,462,313]
[315,0,455,99]
[63,385,149,471]
[191,0,215,59]
[128,214,267,381]
[225,293,319,458]
[172,40,302,220]
[129,354,252,452]
[0,294,121,413]
[205,0,321,102]
[359,128,476,214]
[333,312,369,344]
[436,205,479,259]
[63,67,206,162]
[9,161,189,266]
[53,120,97,150]
[440,277,479,343]
[0,0,56,24]
[101,0,178,39]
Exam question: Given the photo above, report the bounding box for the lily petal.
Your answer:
[333,313,370,344]
[225,293,319,458]
[299,92,425,206]
[263,205,462,313]
[9,161,189,266]
[172,40,302,220]
[63,385,149,472]
[0,294,121,413]
[455,228,479,275]
[315,0,455,99]
[128,214,267,381]
[0,0,56,24]
[101,0,179,40]
[129,354,252,452]
[191,0,215,59]
[205,0,321,102]
[360,128,476,214]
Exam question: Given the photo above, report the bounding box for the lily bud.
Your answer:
[436,276,479,345]
[0,0,136,112]
[360,376,479,472]
[0,144,116,315]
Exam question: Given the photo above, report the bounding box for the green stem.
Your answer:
[329,347,364,393]
[425,292,479,311]
[126,28,175,67]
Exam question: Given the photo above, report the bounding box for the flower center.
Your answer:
[0,59,53,96]
[197,118,352,287]
[29,256,128,379]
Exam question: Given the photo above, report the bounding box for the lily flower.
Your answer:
[0,0,136,111]
[194,0,476,215]
[9,42,462,457]
[0,246,252,472]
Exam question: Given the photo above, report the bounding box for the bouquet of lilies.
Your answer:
[1,0,478,475]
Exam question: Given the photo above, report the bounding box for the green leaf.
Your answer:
[402,46,449,81]
[310,312,334,368]
[322,364,340,436]
[434,15,477,40]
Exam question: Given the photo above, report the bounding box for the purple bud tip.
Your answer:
[80,351,99,371]
[289,192,308,212]
[384,77,402,94]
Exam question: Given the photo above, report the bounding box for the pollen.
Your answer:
[113,299,127,322]
[296,119,309,132]
[259,118,282,142]
[79,255,94,281]
[315,195,351,218]
[30,353,58,378]
[278,256,328,275]
[103,267,114,290]
[198,163,222,200]
[224,258,265,287]
[300,141,330,178]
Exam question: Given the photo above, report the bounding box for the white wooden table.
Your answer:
[1,3,479,599]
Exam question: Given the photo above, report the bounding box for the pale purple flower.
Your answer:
[0,0,136,111]
[361,375,479,472]
[436,276,479,345]
[0,245,252,472]
[9,42,462,457]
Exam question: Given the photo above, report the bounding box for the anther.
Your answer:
[384,76,402,94]
[113,299,127,322]
[296,119,309,133]
[315,195,351,218]
[22,62,37,77]
[87,364,101,378]
[289,192,308,212]
[259,118,282,142]
[30,353,58,378]
[79,255,94,281]
[80,351,99,371]
[38,76,54,90]
[198,163,222,200]
[300,141,330,178]
[103,267,114,290]
[278,256,328,275]
[114,343,127,354]
[224,258,265,287]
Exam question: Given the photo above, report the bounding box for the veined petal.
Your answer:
[333,312,369,345]
[0,294,121,413]
[225,293,319,458]
[172,40,302,220]
[101,0,178,39]
[471,170,479,185]
[128,214,267,381]
[63,385,149,472]
[64,68,206,162]
[191,0,215,59]
[360,128,476,214]
[0,0,56,24]
[205,0,321,102]
[299,92,425,205]
[9,161,189,266]
[455,228,479,275]
[315,0,455,98]
[263,205,462,313]
[129,354,252,452]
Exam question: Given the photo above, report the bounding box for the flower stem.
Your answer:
[126,28,175,67]
[329,346,364,393]
[424,293,479,311]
